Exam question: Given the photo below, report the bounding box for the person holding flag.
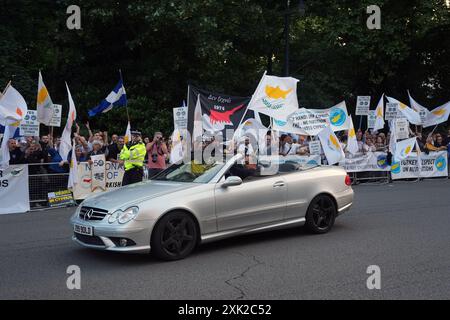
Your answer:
[119,130,147,186]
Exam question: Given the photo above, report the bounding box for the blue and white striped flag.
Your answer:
[88,79,127,117]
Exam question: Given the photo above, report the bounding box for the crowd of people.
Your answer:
[5,122,172,177]
[5,121,450,177]
[273,127,450,158]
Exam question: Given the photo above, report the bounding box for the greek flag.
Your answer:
[88,79,127,117]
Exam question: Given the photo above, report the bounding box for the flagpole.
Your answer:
[1,80,12,98]
[119,69,130,123]
[237,70,267,129]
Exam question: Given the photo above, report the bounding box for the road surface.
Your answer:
[1,179,449,299]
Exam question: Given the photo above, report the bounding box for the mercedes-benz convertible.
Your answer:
[71,154,353,260]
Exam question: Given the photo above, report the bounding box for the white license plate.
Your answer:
[74,224,94,236]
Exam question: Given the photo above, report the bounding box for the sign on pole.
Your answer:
[49,104,62,127]
[309,140,322,155]
[355,96,371,116]
[173,106,188,130]
[395,118,410,140]
[19,110,40,137]
[367,110,376,129]
[385,103,398,121]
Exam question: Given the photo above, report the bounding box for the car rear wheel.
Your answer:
[151,211,198,261]
[305,195,336,234]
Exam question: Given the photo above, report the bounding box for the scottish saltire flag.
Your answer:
[88,79,127,117]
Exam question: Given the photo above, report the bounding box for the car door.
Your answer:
[214,174,287,231]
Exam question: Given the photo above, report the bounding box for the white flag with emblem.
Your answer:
[373,94,385,132]
[408,91,430,125]
[0,85,28,169]
[423,101,450,128]
[387,96,421,125]
[37,71,55,125]
[318,126,345,165]
[394,137,417,161]
[247,72,299,121]
[347,117,359,155]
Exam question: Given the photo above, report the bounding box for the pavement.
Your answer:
[0,179,449,300]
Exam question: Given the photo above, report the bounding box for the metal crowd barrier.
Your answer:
[24,157,449,210]
[349,171,391,185]
[27,163,70,209]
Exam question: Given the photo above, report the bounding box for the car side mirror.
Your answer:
[222,176,243,188]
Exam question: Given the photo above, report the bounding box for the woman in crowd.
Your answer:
[375,136,387,152]
[87,140,108,164]
[363,137,377,153]
[425,135,447,153]
[146,132,169,177]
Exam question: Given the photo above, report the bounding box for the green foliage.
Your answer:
[1,0,449,135]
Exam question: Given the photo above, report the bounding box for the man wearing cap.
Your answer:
[119,130,147,186]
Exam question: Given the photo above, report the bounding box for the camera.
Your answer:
[151,153,158,163]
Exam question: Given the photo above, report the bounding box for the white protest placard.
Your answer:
[173,106,188,130]
[395,118,410,140]
[90,154,106,192]
[385,103,398,121]
[19,110,40,137]
[385,103,407,121]
[309,140,322,155]
[0,165,30,214]
[73,161,124,200]
[356,96,371,116]
[367,110,376,129]
[49,104,62,127]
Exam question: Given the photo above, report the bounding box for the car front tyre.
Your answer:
[305,195,337,234]
[151,211,198,261]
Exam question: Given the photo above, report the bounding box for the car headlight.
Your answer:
[118,206,139,224]
[108,207,139,224]
[108,210,121,224]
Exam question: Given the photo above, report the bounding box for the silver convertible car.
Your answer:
[71,154,353,260]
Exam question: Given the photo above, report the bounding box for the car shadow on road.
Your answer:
[71,224,351,265]
[194,224,350,256]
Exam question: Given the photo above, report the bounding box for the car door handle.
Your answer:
[273,182,285,188]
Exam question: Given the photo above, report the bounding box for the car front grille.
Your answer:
[79,206,109,221]
[74,233,105,246]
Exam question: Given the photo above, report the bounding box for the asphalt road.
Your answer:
[1,179,449,300]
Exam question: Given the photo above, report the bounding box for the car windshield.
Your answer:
[153,161,225,183]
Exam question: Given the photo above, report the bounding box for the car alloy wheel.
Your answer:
[305,195,336,234]
[151,212,197,260]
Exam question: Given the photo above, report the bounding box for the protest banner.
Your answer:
[259,154,322,166]
[48,190,75,207]
[273,103,350,136]
[90,154,107,192]
[391,151,448,180]
[0,165,30,214]
[187,85,251,139]
[73,161,124,199]
[339,152,390,172]
[19,110,40,137]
